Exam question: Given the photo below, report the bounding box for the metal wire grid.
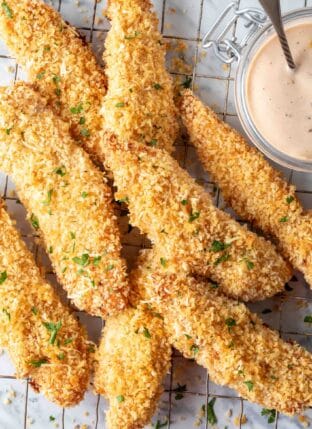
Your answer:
[0,0,311,428]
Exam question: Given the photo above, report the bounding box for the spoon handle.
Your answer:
[259,0,296,69]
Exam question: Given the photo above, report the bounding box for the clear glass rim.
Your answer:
[235,7,312,172]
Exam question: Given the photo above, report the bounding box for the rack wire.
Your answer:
[0,0,311,428]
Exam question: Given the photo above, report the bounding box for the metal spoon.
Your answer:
[259,0,296,69]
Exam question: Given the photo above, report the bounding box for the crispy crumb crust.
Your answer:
[103,0,178,152]
[0,0,107,163]
[102,132,291,302]
[0,83,129,318]
[0,200,90,407]
[131,250,312,415]
[179,90,312,286]
[94,306,171,429]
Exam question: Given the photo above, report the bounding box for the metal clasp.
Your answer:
[202,1,267,64]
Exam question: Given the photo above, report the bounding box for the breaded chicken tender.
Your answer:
[131,250,312,415]
[103,0,178,152]
[94,305,171,429]
[102,133,291,302]
[179,90,312,286]
[0,0,106,162]
[0,199,90,407]
[0,83,129,318]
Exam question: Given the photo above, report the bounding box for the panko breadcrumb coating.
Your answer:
[179,90,312,286]
[94,306,171,429]
[0,83,129,318]
[132,250,312,415]
[0,0,107,162]
[0,199,90,407]
[102,133,291,302]
[103,0,178,152]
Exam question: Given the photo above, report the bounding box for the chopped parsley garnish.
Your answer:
[105,264,115,271]
[31,306,38,315]
[304,315,312,324]
[70,231,76,240]
[173,383,186,400]
[44,45,51,52]
[0,271,7,284]
[188,210,200,223]
[214,252,230,266]
[210,282,219,289]
[181,76,192,89]
[70,103,83,114]
[57,352,65,360]
[52,74,61,85]
[81,191,88,198]
[49,416,56,422]
[43,320,62,345]
[125,31,140,40]
[5,127,12,135]
[210,240,231,252]
[2,308,10,320]
[93,256,101,266]
[30,358,48,368]
[117,196,129,203]
[88,344,96,353]
[48,246,53,254]
[154,419,168,429]
[244,258,254,270]
[116,395,125,403]
[207,397,217,425]
[115,102,125,108]
[1,2,13,18]
[184,334,192,340]
[79,116,86,125]
[286,196,294,204]
[148,139,158,147]
[30,214,39,230]
[225,317,236,332]
[64,338,73,345]
[42,189,53,205]
[36,71,46,80]
[54,165,66,177]
[279,216,288,223]
[54,88,61,97]
[261,408,276,424]
[143,326,151,339]
[72,253,90,267]
[153,83,163,90]
[243,380,254,391]
[190,344,199,355]
[80,128,90,137]
[181,199,188,206]
[160,257,167,268]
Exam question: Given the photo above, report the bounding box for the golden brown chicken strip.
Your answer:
[0,83,129,318]
[0,199,90,407]
[131,250,312,416]
[179,89,312,286]
[103,0,178,152]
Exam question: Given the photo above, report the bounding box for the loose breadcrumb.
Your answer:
[94,306,171,429]
[0,200,90,407]
[103,0,178,152]
[0,0,107,163]
[131,250,312,415]
[0,83,129,318]
[102,132,291,302]
[179,89,312,287]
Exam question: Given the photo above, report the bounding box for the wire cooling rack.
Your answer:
[0,0,312,428]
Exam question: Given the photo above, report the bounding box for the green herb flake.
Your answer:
[210,240,231,252]
[245,258,254,270]
[70,103,83,114]
[214,253,230,266]
[52,75,61,85]
[72,253,90,267]
[79,116,86,125]
[261,408,276,424]
[64,338,73,345]
[5,127,12,135]
[190,344,199,355]
[279,216,289,223]
[116,395,125,403]
[243,380,254,391]
[36,71,46,80]
[2,308,10,320]
[54,87,61,97]
[181,199,188,206]
[49,416,55,422]
[105,264,115,271]
[30,358,48,368]
[44,45,51,52]
[48,246,53,254]
[225,317,236,332]
[304,315,312,324]
[115,102,125,108]
[189,210,200,223]
[207,397,217,425]
[153,83,163,90]
[80,128,90,137]
[173,383,187,400]
[210,282,219,289]
[0,271,7,284]
[31,306,38,315]
[124,31,140,40]
[43,320,62,345]
[154,419,168,429]
[81,191,88,199]
[286,196,294,204]
[117,196,129,203]
[148,139,158,147]
[57,352,65,360]
[1,2,13,18]
[70,231,76,240]
[54,165,66,177]
[143,326,151,339]
[88,344,96,353]
[42,189,53,206]
[93,256,101,266]
[30,214,40,230]
[160,257,167,268]
[181,76,192,89]
[184,334,192,340]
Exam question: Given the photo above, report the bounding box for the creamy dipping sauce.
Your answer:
[246,20,312,161]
